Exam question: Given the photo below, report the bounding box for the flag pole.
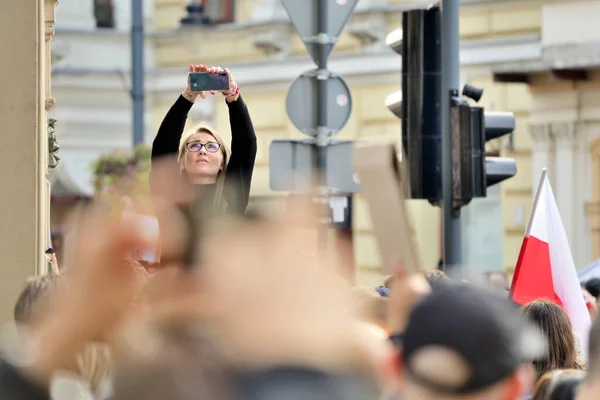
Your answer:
[524,168,548,237]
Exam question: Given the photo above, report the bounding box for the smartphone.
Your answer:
[189,72,229,92]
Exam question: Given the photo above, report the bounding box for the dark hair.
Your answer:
[14,274,59,325]
[584,278,600,299]
[423,269,449,286]
[532,369,584,400]
[523,300,582,380]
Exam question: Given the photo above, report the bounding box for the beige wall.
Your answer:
[0,0,54,320]
[151,0,559,281]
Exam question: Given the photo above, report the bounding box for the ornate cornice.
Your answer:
[45,0,58,41]
[551,121,577,146]
[45,97,55,111]
[586,201,600,230]
[529,122,553,149]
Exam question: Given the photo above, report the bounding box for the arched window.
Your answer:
[94,0,115,28]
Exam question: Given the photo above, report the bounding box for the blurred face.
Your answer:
[183,132,224,184]
[583,288,597,319]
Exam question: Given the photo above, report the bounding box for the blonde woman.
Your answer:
[151,64,257,216]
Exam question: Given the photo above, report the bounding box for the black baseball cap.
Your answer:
[401,282,545,395]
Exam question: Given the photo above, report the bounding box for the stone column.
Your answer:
[0,0,53,320]
[587,139,600,260]
[529,122,554,191]
[44,0,59,272]
[551,121,577,260]
[586,201,600,260]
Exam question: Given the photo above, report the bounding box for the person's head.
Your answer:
[578,314,600,400]
[531,369,584,400]
[398,283,543,400]
[522,300,582,381]
[423,269,450,288]
[581,287,597,319]
[177,125,230,186]
[486,272,509,291]
[583,278,600,300]
[14,274,60,328]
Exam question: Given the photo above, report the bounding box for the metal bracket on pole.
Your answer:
[302,34,338,44]
[316,127,332,147]
[302,127,338,137]
[301,69,338,79]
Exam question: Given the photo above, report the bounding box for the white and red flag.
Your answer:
[510,169,591,354]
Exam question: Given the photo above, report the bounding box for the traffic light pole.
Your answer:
[316,0,329,254]
[132,0,145,147]
[441,0,461,268]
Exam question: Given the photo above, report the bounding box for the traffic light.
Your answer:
[386,7,442,205]
[451,99,483,208]
[481,111,517,192]
[384,28,402,117]
[454,84,517,201]
[385,7,516,211]
[384,90,402,118]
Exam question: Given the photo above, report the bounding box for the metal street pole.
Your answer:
[441,0,461,268]
[132,0,145,147]
[316,0,329,254]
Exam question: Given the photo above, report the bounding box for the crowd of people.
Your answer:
[2,65,600,400]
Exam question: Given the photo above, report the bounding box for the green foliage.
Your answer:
[91,145,152,211]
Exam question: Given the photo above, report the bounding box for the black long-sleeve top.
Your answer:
[0,359,376,400]
[151,94,257,215]
[0,360,49,400]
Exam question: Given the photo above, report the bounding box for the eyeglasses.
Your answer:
[186,141,221,153]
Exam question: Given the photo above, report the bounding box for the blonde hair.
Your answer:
[14,274,60,325]
[177,124,231,213]
[77,342,113,393]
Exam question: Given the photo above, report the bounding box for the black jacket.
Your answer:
[0,361,376,400]
[151,94,257,215]
[0,360,49,400]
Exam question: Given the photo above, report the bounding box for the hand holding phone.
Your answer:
[189,71,230,92]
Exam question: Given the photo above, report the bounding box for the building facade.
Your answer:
[49,0,155,258]
[150,0,545,284]
[47,0,600,286]
[492,0,600,270]
[0,0,57,320]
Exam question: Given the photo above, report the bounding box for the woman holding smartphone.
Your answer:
[151,64,257,216]
[150,64,257,264]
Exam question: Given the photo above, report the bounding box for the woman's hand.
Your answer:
[182,64,210,102]
[206,66,240,103]
[387,266,431,333]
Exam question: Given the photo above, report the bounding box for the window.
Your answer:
[203,0,234,24]
[94,0,115,29]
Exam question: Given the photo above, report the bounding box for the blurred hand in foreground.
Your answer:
[387,266,431,334]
